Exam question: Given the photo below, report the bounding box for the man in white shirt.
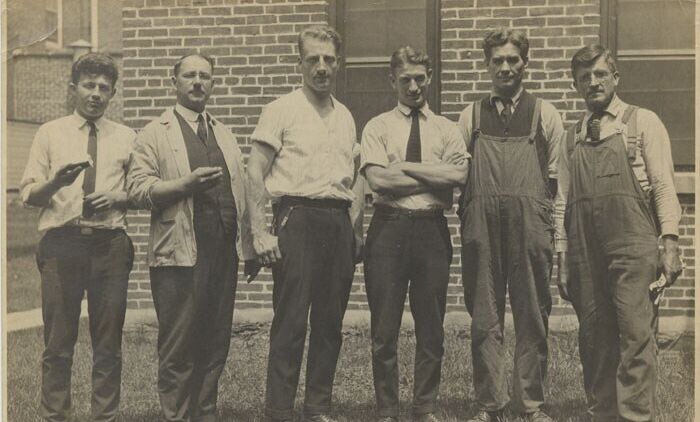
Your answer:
[20,53,135,422]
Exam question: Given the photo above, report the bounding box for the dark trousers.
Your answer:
[38,228,133,422]
[150,211,238,422]
[264,201,355,420]
[461,196,553,413]
[364,212,452,417]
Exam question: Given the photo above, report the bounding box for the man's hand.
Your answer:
[353,231,364,264]
[253,231,282,265]
[52,162,89,187]
[244,259,263,283]
[660,236,683,287]
[557,252,571,302]
[184,167,223,193]
[84,191,126,213]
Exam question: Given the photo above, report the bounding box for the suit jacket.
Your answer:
[128,108,255,267]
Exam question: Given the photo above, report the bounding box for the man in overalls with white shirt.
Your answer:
[554,44,683,422]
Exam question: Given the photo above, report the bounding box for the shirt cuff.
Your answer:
[20,182,38,205]
[554,238,568,253]
[659,222,680,239]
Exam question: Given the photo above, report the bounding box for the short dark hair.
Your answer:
[389,46,431,74]
[71,53,119,88]
[482,28,529,62]
[298,25,342,58]
[173,53,215,77]
[570,44,618,81]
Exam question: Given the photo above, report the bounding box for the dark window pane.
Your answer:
[345,67,397,134]
[344,0,427,58]
[617,58,694,166]
[617,0,695,51]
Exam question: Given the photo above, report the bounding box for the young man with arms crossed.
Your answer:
[361,46,468,422]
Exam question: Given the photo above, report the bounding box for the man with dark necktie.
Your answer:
[20,53,135,422]
[555,45,682,422]
[361,46,469,422]
[457,28,565,422]
[128,53,257,422]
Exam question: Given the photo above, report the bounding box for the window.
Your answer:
[332,0,440,134]
[45,0,58,43]
[602,0,695,169]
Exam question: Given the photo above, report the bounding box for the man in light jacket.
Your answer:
[128,53,257,422]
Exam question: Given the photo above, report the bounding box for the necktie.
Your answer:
[197,114,208,143]
[500,98,513,125]
[82,121,97,217]
[587,111,604,142]
[405,108,421,163]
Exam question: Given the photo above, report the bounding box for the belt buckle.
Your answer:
[80,227,94,235]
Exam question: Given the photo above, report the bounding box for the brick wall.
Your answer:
[121,0,694,320]
[9,53,125,124]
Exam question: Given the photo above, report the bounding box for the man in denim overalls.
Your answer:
[457,28,565,422]
[554,45,683,422]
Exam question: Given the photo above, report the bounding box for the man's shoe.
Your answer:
[413,413,440,422]
[378,417,399,422]
[522,410,554,422]
[304,414,338,422]
[467,410,505,422]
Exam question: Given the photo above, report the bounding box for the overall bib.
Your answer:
[460,94,553,413]
[565,106,658,422]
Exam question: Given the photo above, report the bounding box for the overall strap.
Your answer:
[468,99,482,155]
[621,105,640,160]
[528,97,543,142]
[530,98,549,188]
[567,119,583,160]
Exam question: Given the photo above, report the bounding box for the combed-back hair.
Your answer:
[390,46,432,74]
[173,53,215,77]
[297,25,342,57]
[570,44,618,80]
[482,28,529,62]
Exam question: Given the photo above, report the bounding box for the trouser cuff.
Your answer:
[378,407,399,418]
[265,406,294,420]
[303,403,331,416]
[412,402,436,416]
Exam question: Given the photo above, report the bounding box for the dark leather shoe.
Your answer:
[413,413,440,422]
[523,410,554,422]
[467,410,504,422]
[304,414,338,422]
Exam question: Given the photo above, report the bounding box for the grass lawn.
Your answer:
[7,323,694,422]
[5,199,43,312]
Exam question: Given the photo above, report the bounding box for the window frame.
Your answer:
[330,0,441,114]
[600,0,696,174]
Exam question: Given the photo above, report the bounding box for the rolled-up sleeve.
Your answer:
[553,128,573,253]
[541,101,565,180]
[127,125,162,210]
[442,120,470,161]
[457,102,475,147]
[20,125,50,205]
[360,118,389,173]
[639,109,681,237]
[251,102,284,152]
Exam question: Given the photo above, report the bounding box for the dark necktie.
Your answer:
[405,108,421,163]
[587,111,604,142]
[197,114,208,143]
[500,98,513,125]
[82,121,97,217]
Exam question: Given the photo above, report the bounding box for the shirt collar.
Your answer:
[584,94,626,121]
[175,103,209,123]
[489,86,524,107]
[397,101,431,118]
[72,111,105,132]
